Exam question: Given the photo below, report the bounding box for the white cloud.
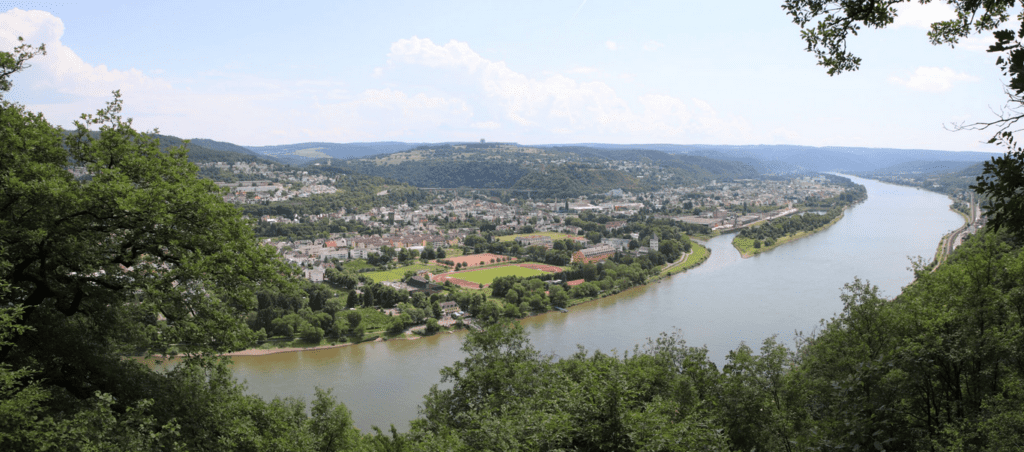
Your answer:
[892,2,956,29]
[605,40,620,51]
[642,40,664,52]
[471,121,501,130]
[889,67,977,92]
[0,9,367,143]
[386,37,752,142]
[309,88,473,140]
[2,9,758,146]
[0,9,170,99]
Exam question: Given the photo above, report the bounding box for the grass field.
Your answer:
[363,264,446,283]
[670,243,710,275]
[496,232,571,242]
[655,243,711,277]
[452,265,547,285]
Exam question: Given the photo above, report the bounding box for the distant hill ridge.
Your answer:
[322,142,760,197]
[243,141,428,164]
[145,133,1001,181]
[540,143,1000,174]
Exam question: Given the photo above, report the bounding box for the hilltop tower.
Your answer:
[650,233,659,252]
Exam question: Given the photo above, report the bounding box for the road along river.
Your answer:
[226,175,964,432]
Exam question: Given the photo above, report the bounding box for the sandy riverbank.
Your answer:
[147,334,429,359]
[224,342,358,357]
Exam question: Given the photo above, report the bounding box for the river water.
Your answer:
[227,176,963,432]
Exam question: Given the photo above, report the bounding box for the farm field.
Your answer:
[496,232,571,242]
[362,264,447,283]
[453,265,547,285]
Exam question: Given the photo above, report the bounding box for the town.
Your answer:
[198,159,853,277]
[156,159,866,346]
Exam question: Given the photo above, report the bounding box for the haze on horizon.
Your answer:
[0,1,1009,153]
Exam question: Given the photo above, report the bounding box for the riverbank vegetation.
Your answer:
[663,242,710,276]
[732,184,866,256]
[733,209,845,257]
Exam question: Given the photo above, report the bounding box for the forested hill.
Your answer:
[151,134,279,164]
[551,146,760,181]
[245,141,427,164]
[548,143,1000,174]
[67,131,277,164]
[331,142,756,197]
[857,160,987,197]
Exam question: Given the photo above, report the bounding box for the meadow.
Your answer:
[663,243,710,276]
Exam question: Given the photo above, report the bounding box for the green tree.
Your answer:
[721,337,804,452]
[305,283,333,312]
[309,388,359,451]
[345,310,362,329]
[548,284,568,308]
[425,318,441,335]
[0,42,362,450]
[972,132,1024,239]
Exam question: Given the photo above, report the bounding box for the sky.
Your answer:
[0,1,1014,152]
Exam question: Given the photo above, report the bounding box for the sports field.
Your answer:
[451,265,546,285]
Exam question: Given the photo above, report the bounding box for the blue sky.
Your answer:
[0,1,1012,152]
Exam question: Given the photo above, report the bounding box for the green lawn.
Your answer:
[496,232,571,242]
[668,243,710,275]
[452,265,547,285]
[363,264,446,283]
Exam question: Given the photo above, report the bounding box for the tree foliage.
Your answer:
[0,42,366,451]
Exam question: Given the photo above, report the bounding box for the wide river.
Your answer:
[227,175,963,432]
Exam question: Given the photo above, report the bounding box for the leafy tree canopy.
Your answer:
[0,41,371,451]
